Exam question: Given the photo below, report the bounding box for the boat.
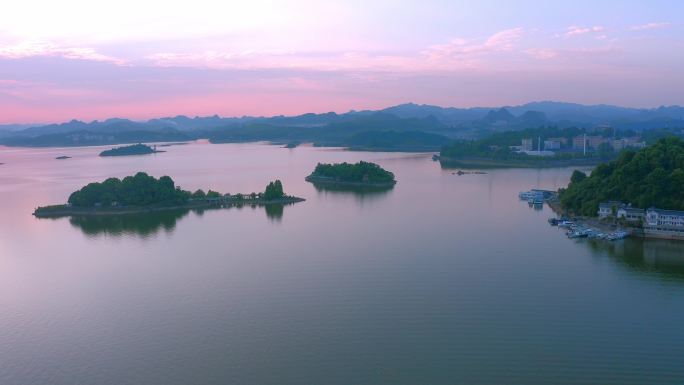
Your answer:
[568,228,591,238]
[607,230,629,241]
[519,191,534,200]
[548,218,559,226]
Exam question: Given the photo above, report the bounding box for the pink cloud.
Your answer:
[525,49,559,60]
[143,28,527,73]
[564,26,605,37]
[524,46,621,66]
[0,41,125,65]
[629,22,670,31]
[424,27,524,59]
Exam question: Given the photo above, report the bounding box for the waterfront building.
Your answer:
[547,137,568,146]
[572,136,587,150]
[543,139,562,150]
[644,208,684,239]
[587,136,608,149]
[617,207,645,222]
[598,201,625,218]
[520,150,555,157]
[521,138,533,151]
[611,137,647,151]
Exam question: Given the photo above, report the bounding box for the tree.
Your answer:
[67,172,191,207]
[263,180,285,200]
[192,189,206,199]
[560,137,684,214]
[570,170,587,184]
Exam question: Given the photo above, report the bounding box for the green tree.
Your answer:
[68,172,191,207]
[560,137,684,214]
[570,170,587,184]
[192,189,206,199]
[263,180,285,200]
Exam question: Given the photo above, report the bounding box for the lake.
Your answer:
[1,142,683,385]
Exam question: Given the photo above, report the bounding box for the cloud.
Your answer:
[143,27,527,73]
[525,47,619,62]
[564,26,605,37]
[525,49,559,60]
[425,28,524,59]
[629,22,670,31]
[0,41,125,65]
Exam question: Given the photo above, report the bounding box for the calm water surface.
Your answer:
[1,142,683,385]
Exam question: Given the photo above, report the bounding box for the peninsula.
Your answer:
[437,127,638,168]
[555,137,684,240]
[99,143,162,157]
[33,172,304,217]
[305,161,396,187]
[560,137,684,215]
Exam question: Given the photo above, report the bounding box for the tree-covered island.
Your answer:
[559,137,684,215]
[33,172,304,217]
[99,143,162,157]
[305,161,396,187]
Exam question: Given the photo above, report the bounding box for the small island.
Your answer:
[99,143,163,157]
[305,161,396,187]
[55,156,71,160]
[33,172,304,217]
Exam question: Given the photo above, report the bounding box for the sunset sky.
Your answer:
[1,0,682,123]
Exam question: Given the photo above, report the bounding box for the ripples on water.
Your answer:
[1,142,683,385]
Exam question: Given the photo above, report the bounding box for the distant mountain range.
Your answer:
[1,101,683,150]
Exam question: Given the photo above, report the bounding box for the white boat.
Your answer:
[568,228,592,238]
[519,191,534,200]
[607,230,629,241]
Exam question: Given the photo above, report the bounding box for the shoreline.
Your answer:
[438,156,604,169]
[305,175,396,188]
[544,195,682,241]
[33,197,305,218]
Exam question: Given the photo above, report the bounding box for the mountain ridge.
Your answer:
[2,101,683,149]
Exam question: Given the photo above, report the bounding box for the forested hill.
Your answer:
[560,137,684,215]
[3,101,684,149]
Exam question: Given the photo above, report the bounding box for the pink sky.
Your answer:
[1,0,682,123]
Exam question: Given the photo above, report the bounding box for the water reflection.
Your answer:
[264,204,284,221]
[310,182,393,203]
[68,209,192,239]
[439,159,499,170]
[66,204,294,237]
[586,238,684,280]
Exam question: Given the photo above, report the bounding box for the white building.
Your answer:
[520,150,555,157]
[544,139,561,150]
[611,137,647,151]
[598,201,624,218]
[617,207,645,222]
[644,208,684,239]
[521,138,533,151]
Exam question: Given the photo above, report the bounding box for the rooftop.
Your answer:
[647,208,684,216]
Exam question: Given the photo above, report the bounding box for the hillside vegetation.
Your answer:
[307,161,396,185]
[560,137,684,215]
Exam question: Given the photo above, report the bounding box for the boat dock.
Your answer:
[519,189,630,242]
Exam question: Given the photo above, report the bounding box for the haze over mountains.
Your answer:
[2,101,683,150]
